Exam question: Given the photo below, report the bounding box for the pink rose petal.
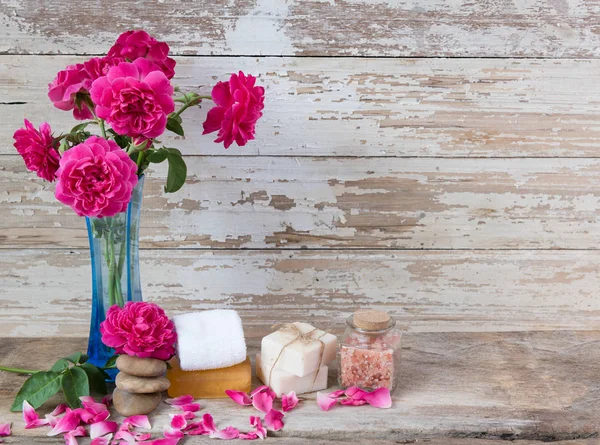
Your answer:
[175,403,201,412]
[345,387,368,400]
[252,392,273,414]
[225,390,252,406]
[163,425,185,439]
[211,426,240,440]
[264,410,284,431]
[114,429,136,443]
[181,411,196,420]
[201,413,240,440]
[239,432,259,440]
[64,432,79,445]
[170,414,187,430]
[135,432,153,441]
[45,414,58,428]
[317,392,337,411]
[137,439,182,445]
[48,409,80,436]
[339,398,368,406]
[362,387,392,409]
[90,434,112,445]
[201,413,217,432]
[72,408,94,424]
[90,421,118,439]
[90,411,110,424]
[123,415,151,429]
[0,423,10,437]
[70,426,87,437]
[165,395,194,406]
[102,394,113,407]
[250,386,276,400]
[81,397,109,415]
[184,421,209,436]
[281,391,299,412]
[249,416,267,439]
[25,418,50,429]
[51,404,68,416]
[23,400,49,428]
[328,389,346,398]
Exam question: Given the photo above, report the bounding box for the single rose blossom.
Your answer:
[55,136,138,218]
[100,302,177,360]
[107,30,176,79]
[90,58,175,139]
[202,71,265,149]
[13,119,60,182]
[48,63,94,120]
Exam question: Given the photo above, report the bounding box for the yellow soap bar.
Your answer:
[167,356,251,399]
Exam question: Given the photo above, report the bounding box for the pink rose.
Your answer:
[202,71,265,149]
[90,58,175,139]
[100,302,177,360]
[82,56,124,89]
[107,30,176,79]
[55,136,138,218]
[13,119,60,182]
[48,64,94,120]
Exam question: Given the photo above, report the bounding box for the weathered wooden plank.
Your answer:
[2,56,600,157]
[2,1,600,58]
[1,332,599,442]
[1,249,600,337]
[2,156,600,249]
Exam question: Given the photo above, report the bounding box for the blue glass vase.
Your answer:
[85,176,145,371]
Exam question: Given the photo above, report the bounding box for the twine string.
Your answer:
[268,323,328,390]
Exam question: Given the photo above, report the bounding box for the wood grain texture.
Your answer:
[1,333,599,442]
[3,55,600,158]
[2,155,600,250]
[2,1,600,58]
[2,249,600,337]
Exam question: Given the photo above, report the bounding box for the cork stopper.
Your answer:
[353,310,391,331]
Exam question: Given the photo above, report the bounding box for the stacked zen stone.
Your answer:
[113,355,171,416]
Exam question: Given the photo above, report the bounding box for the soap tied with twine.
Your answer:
[262,322,337,385]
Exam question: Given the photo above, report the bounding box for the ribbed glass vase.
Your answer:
[85,176,145,370]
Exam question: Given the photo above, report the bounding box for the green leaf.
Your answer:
[80,363,107,395]
[166,116,185,137]
[114,134,131,149]
[147,149,168,164]
[99,369,111,381]
[102,355,119,370]
[70,122,91,134]
[50,358,70,373]
[163,148,187,193]
[64,352,83,364]
[10,371,62,412]
[61,367,89,408]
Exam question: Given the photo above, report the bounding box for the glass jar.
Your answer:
[338,310,402,393]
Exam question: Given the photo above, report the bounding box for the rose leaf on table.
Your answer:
[3,353,114,411]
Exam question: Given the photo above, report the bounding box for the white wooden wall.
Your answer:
[1,0,600,336]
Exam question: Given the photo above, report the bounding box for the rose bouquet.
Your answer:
[13,30,265,366]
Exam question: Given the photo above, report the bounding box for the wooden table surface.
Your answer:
[1,332,599,444]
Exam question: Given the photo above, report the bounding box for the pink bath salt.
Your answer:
[339,345,395,390]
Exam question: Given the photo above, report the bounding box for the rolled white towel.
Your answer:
[173,310,247,371]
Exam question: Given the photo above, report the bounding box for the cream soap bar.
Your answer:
[256,354,328,397]
[261,322,337,377]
